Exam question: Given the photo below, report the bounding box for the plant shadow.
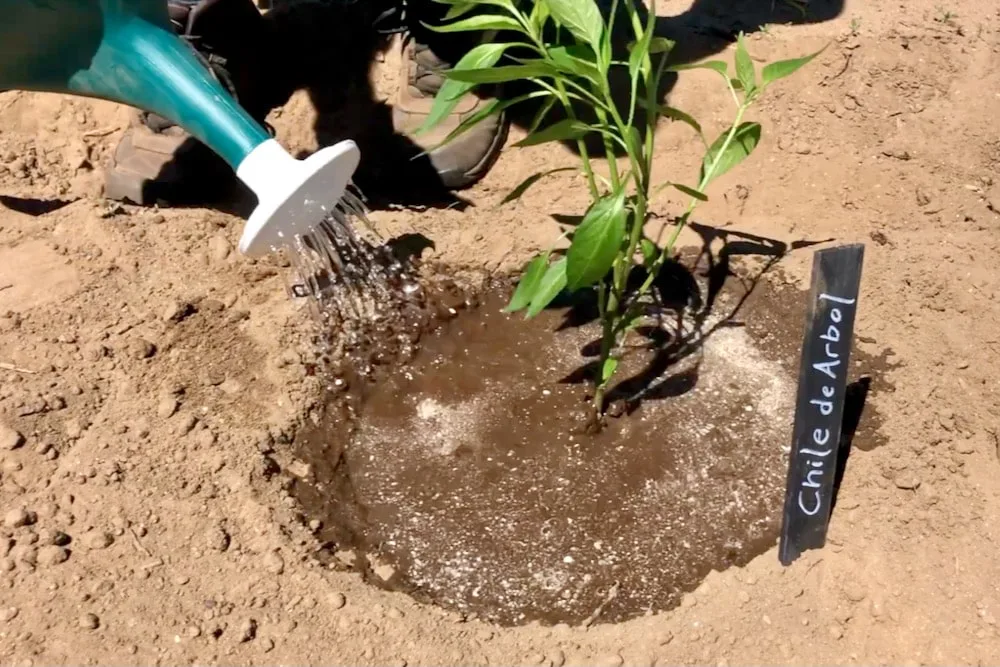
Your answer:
[554,221,831,413]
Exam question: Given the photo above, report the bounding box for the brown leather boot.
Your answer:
[102,0,283,207]
[391,38,510,190]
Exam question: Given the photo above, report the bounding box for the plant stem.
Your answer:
[638,99,750,301]
[521,29,601,199]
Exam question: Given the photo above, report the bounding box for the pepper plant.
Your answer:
[418,0,824,418]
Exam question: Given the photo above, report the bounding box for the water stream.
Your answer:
[284,183,429,382]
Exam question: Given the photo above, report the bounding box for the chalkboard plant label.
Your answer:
[779,243,865,566]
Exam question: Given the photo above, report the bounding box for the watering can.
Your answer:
[0,0,361,256]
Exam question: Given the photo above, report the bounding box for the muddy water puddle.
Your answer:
[289,266,889,626]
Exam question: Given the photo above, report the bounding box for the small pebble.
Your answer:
[128,338,156,360]
[65,420,83,440]
[328,592,346,609]
[208,235,232,262]
[176,414,198,436]
[79,613,100,630]
[82,530,114,550]
[4,508,37,528]
[0,423,24,450]
[954,439,976,455]
[894,473,921,490]
[238,618,257,642]
[157,397,179,420]
[595,654,624,667]
[261,637,275,653]
[263,551,284,575]
[0,607,18,622]
[207,526,230,552]
[162,301,194,322]
[36,545,69,567]
[196,429,217,448]
[843,582,867,603]
[829,625,844,640]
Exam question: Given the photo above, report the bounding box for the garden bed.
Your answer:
[287,253,885,626]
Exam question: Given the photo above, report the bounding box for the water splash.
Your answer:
[284,182,429,382]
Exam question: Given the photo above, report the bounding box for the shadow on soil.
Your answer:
[555,221,832,414]
[114,0,843,216]
[0,195,75,216]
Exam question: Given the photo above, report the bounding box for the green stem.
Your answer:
[522,30,601,199]
[638,99,750,301]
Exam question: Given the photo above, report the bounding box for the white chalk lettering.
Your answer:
[819,293,856,305]
[797,490,822,516]
[804,468,824,488]
[813,358,840,379]
[810,399,833,415]
[792,290,857,521]
[800,447,832,457]
[821,325,840,343]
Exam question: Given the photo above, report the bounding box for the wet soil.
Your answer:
[288,257,890,627]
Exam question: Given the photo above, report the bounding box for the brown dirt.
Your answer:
[2,1,1000,665]
[290,265,889,628]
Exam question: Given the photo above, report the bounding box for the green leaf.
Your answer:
[440,62,556,84]
[526,258,568,318]
[417,42,514,134]
[546,0,604,51]
[734,33,756,93]
[601,357,619,383]
[660,105,702,136]
[701,121,762,185]
[628,34,653,82]
[443,2,476,20]
[500,167,576,206]
[530,0,550,31]
[566,191,627,290]
[547,45,602,83]
[671,183,708,201]
[668,60,728,76]
[527,95,558,134]
[420,90,549,151]
[649,37,675,54]
[423,13,523,33]
[505,254,549,312]
[639,238,659,265]
[636,98,703,137]
[761,45,827,86]
[514,119,594,147]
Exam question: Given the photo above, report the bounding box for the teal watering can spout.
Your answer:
[0,0,361,256]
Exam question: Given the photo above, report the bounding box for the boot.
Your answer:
[391,38,509,190]
[103,0,293,207]
[390,0,510,190]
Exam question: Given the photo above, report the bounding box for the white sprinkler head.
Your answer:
[234,138,361,257]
